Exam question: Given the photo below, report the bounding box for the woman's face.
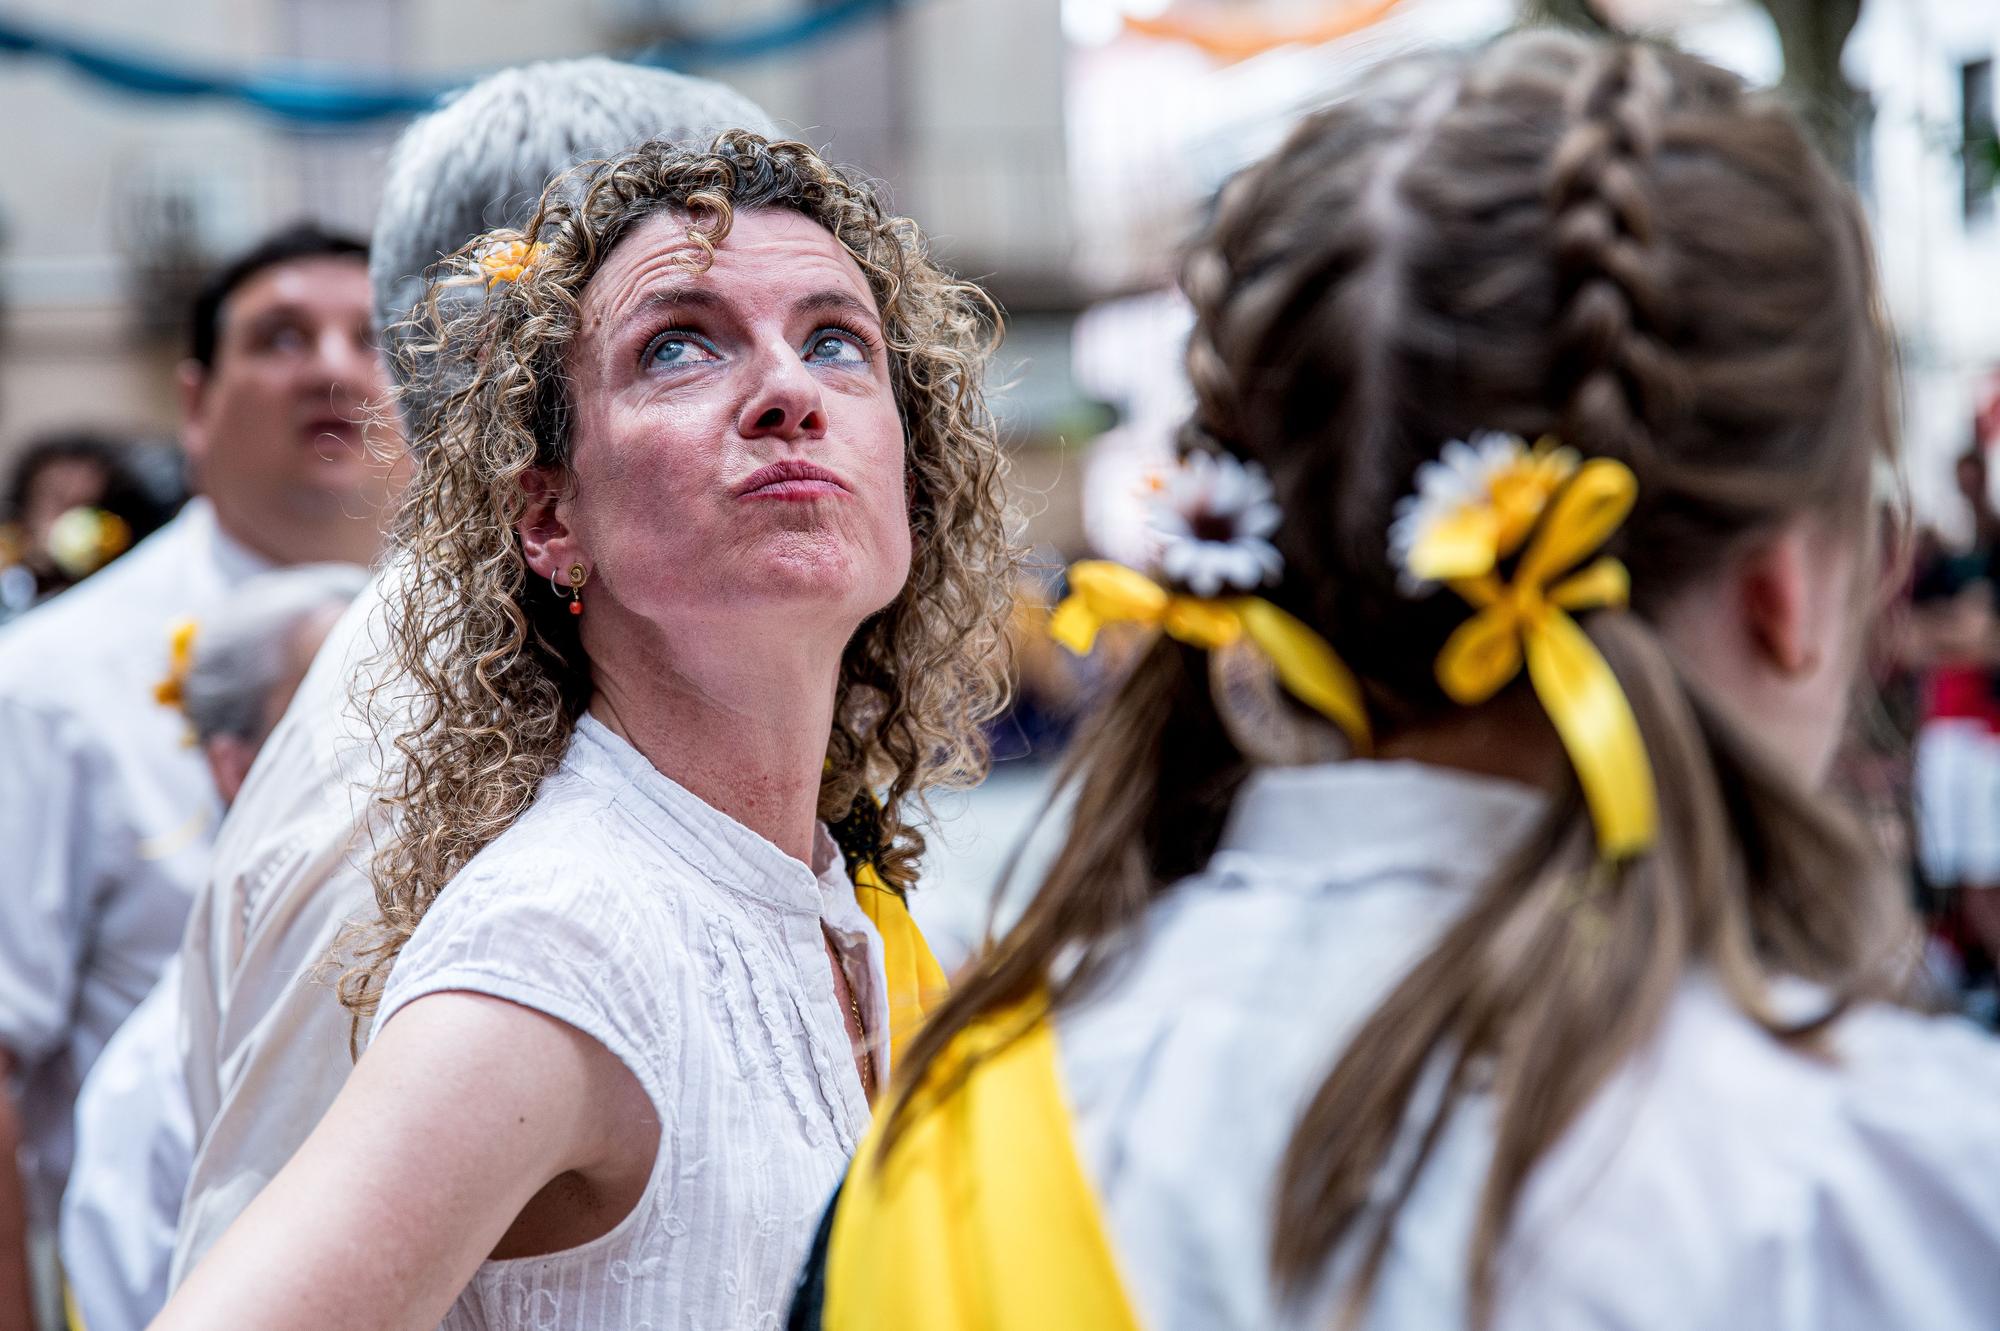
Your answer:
[542,208,912,649]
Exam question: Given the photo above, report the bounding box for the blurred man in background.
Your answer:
[58,563,369,1331]
[0,225,399,1331]
[168,56,777,1293]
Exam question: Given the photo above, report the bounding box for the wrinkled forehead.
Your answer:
[577,207,880,340]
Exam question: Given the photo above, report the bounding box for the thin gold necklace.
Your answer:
[848,986,876,1099]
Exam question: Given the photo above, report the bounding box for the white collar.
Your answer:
[1214,760,1546,895]
[567,714,853,919]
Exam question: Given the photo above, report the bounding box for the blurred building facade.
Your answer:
[0,0,1077,513]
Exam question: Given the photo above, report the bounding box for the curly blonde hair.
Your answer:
[338,131,1017,1036]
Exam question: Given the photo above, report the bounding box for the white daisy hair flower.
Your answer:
[1388,431,1579,594]
[1147,449,1285,598]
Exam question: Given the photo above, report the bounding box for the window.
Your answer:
[1963,57,1995,225]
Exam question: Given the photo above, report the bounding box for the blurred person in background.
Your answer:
[156,129,1010,1331]
[0,432,186,623]
[1906,440,2000,1022]
[0,224,398,1331]
[58,563,367,1331]
[167,58,785,1292]
[802,31,2000,1331]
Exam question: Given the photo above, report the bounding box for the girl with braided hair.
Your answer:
[795,29,2000,1331]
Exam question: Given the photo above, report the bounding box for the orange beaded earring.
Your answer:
[553,563,589,616]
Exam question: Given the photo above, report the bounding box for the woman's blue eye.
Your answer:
[647,334,715,367]
[806,330,867,363]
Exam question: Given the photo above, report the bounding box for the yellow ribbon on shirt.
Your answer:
[852,861,949,1067]
[1430,458,1657,858]
[823,994,1142,1331]
[151,616,199,709]
[1049,560,1372,754]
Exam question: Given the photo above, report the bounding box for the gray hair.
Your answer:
[371,57,778,436]
[181,563,371,744]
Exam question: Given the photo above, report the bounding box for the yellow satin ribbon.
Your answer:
[852,861,950,1068]
[152,616,198,709]
[824,995,1142,1331]
[1434,458,1656,858]
[1049,560,1372,754]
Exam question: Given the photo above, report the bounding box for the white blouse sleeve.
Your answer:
[371,848,673,1103]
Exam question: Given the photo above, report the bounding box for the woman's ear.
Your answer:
[517,465,580,583]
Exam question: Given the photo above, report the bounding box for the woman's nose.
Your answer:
[738,350,827,441]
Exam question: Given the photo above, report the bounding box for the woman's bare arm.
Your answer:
[151,990,640,1331]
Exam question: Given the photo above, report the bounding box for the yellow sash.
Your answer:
[851,862,950,1066]
[823,996,1142,1331]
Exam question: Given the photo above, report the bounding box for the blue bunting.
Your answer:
[0,0,900,126]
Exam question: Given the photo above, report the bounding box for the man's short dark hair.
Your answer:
[188,223,369,370]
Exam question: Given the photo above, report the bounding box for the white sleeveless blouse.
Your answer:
[372,716,885,1330]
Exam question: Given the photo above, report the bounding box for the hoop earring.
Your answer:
[552,562,589,616]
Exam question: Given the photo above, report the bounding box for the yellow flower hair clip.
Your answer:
[1390,433,1656,859]
[1050,451,1372,754]
[476,239,547,287]
[153,616,199,710]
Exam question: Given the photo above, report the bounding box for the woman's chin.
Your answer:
[737,544,903,616]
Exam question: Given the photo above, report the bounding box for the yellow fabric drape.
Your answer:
[852,862,950,1067]
[1433,459,1657,858]
[1050,560,1372,753]
[823,997,1142,1331]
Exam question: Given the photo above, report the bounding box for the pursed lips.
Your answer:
[735,460,849,501]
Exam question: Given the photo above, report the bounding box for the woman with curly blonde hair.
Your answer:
[154,131,1015,1331]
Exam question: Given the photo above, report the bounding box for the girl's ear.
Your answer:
[1737,525,1819,678]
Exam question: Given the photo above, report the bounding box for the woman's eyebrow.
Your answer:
[617,284,725,333]
[793,289,881,328]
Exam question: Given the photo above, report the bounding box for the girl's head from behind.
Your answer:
[891,28,1911,1327]
[1188,30,1887,786]
[1180,29,1912,1320]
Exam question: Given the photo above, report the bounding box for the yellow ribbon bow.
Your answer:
[1432,459,1657,858]
[1049,560,1372,754]
[152,617,199,709]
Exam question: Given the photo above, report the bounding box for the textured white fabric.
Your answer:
[0,499,266,1227]
[170,565,395,1289]
[1054,760,2000,1331]
[371,715,884,1331]
[59,960,192,1331]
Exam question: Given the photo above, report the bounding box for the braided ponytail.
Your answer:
[1264,36,1911,1327]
